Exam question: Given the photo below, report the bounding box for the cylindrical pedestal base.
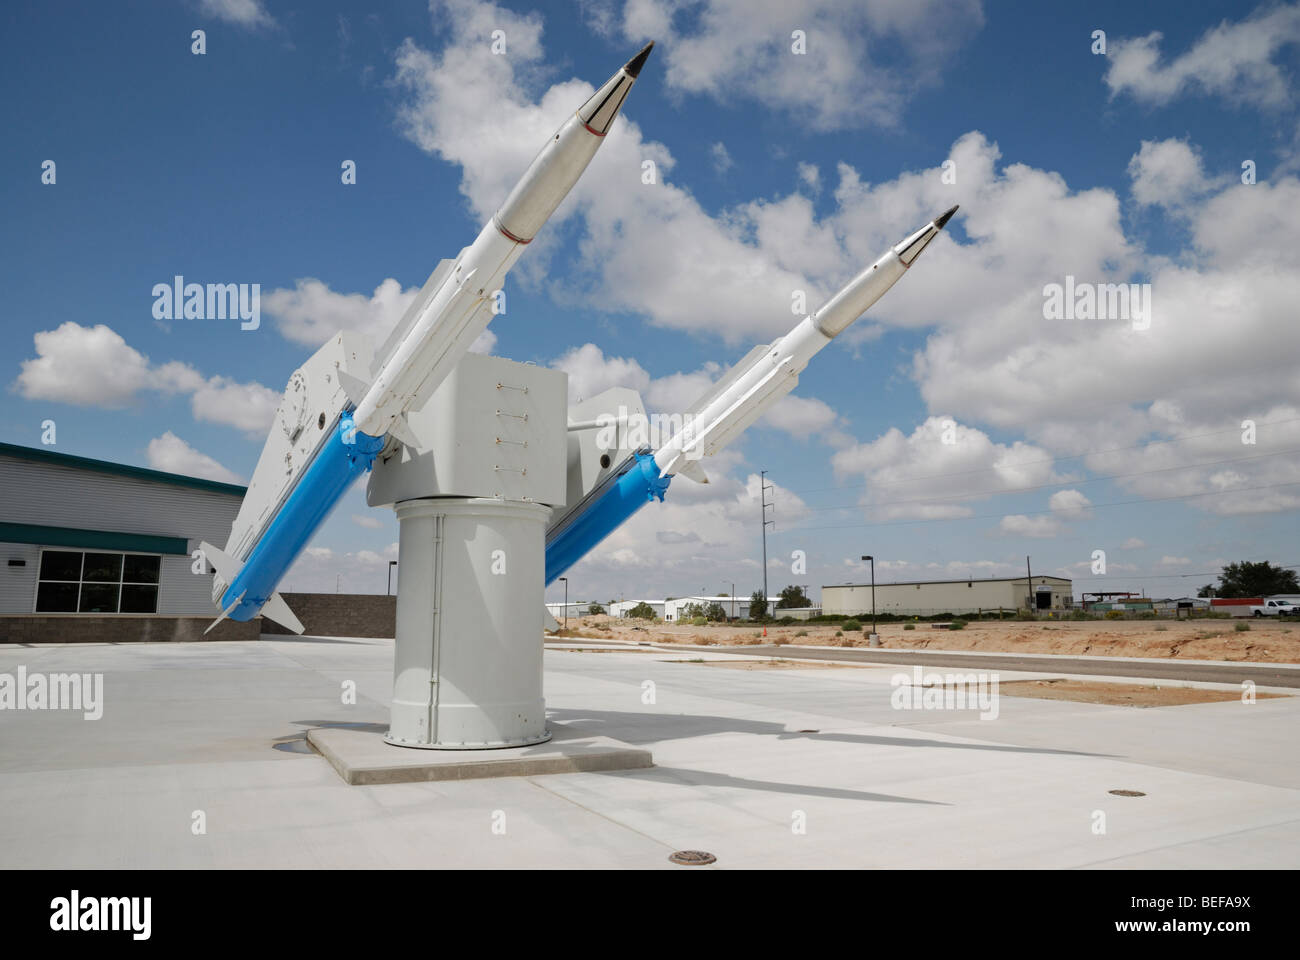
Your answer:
[386,498,552,749]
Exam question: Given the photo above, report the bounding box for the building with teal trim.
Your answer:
[0,442,245,623]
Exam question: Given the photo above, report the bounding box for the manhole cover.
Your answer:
[669,850,716,866]
[1109,789,1146,797]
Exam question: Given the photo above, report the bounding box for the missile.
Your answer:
[202,44,655,632]
[544,206,957,585]
[350,40,655,443]
[653,205,957,479]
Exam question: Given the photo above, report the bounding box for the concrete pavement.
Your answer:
[0,636,1296,868]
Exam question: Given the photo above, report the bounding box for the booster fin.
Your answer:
[261,592,305,635]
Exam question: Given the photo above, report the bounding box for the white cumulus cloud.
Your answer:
[146,432,243,484]
[1104,4,1300,107]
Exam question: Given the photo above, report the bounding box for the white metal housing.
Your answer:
[388,498,552,748]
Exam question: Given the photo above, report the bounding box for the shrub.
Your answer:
[778,616,796,625]
[795,630,808,637]
[948,620,967,631]
[691,616,707,626]
[903,623,915,631]
[626,602,658,619]
[834,630,843,637]
[1154,625,1168,632]
[842,619,861,631]
[1104,610,1125,620]
[587,602,606,615]
[1235,621,1251,632]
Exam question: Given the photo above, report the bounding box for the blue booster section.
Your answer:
[221,413,385,621]
[545,451,672,585]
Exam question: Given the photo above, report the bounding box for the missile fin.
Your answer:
[386,414,425,450]
[205,590,245,635]
[261,591,305,635]
[373,258,459,375]
[675,459,709,484]
[336,369,372,407]
[685,342,773,421]
[199,541,242,583]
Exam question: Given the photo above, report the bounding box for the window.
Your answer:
[35,550,161,613]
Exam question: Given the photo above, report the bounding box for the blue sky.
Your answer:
[3,0,1298,604]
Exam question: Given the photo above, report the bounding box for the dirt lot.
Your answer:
[550,614,1300,663]
[650,664,1287,705]
[988,678,1286,706]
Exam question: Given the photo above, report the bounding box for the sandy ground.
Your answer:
[654,662,1288,705]
[551,613,1300,662]
[989,678,1287,707]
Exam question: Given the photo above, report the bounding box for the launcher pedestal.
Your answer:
[386,497,552,748]
[367,353,568,749]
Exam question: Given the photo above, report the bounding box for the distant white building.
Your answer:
[608,599,667,619]
[664,596,746,621]
[545,600,600,619]
[596,595,810,621]
[1151,596,1211,612]
[823,575,1073,616]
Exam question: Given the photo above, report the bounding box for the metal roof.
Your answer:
[0,442,247,497]
[826,575,1072,589]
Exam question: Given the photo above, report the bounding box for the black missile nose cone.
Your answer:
[934,205,959,229]
[624,41,654,78]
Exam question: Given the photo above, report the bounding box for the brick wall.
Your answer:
[0,593,397,643]
[260,593,396,638]
[0,615,259,644]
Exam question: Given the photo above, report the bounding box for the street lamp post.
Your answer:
[861,555,877,645]
[387,560,397,595]
[730,582,735,620]
[559,577,568,631]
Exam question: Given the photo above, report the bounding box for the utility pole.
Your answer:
[559,577,568,631]
[761,470,775,609]
[861,555,876,641]
[1025,555,1032,614]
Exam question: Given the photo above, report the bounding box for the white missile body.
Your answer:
[654,207,958,480]
[351,43,654,442]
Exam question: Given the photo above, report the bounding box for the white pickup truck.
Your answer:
[1249,599,1300,617]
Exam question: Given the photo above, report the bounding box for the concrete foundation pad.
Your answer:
[307,720,653,786]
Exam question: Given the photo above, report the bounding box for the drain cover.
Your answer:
[669,850,716,866]
[1109,789,1146,797]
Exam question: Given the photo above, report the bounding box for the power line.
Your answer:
[772,479,1300,534]
[796,447,1300,513]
